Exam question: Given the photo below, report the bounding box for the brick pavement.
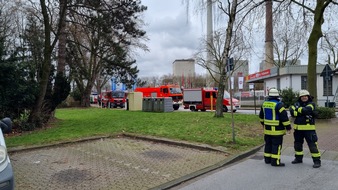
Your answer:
[281,117,338,161]
[8,136,229,190]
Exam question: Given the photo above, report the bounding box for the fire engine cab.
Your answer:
[134,85,183,110]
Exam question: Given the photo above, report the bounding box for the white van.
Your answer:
[0,118,14,190]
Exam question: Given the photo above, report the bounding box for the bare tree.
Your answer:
[284,0,338,103]
[138,76,161,87]
[193,0,266,117]
[321,31,338,68]
[273,4,308,67]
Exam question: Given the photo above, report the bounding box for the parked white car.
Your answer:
[0,118,14,190]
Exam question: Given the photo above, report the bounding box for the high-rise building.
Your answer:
[172,59,195,78]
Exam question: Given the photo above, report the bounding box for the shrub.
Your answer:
[70,87,82,101]
[316,107,336,119]
[279,88,298,108]
[13,109,35,131]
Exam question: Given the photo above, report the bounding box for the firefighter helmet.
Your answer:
[299,90,310,97]
[268,88,279,97]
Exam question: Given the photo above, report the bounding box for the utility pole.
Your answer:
[226,57,236,144]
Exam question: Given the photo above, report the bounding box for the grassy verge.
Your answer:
[5,107,264,153]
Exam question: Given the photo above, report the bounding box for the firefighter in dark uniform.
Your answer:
[289,89,321,168]
[259,88,291,167]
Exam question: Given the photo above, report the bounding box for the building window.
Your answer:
[277,78,280,90]
[323,77,333,96]
[301,76,307,90]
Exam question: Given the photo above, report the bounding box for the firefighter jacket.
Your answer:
[289,97,316,130]
[259,97,291,135]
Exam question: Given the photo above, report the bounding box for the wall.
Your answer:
[172,59,195,77]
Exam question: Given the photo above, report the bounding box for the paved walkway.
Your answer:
[171,117,338,190]
[282,117,338,159]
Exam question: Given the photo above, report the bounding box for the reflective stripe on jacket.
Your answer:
[290,101,316,130]
[260,99,290,135]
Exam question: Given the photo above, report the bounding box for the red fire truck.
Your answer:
[134,84,183,110]
[100,90,127,108]
[183,88,240,112]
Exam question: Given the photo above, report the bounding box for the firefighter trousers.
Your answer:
[264,134,284,165]
[293,130,321,162]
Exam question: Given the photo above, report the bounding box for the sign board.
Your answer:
[245,69,271,81]
[238,77,244,89]
[320,64,332,78]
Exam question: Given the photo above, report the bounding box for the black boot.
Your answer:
[264,157,271,164]
[271,162,285,167]
[313,160,321,168]
[271,158,285,167]
[291,159,303,164]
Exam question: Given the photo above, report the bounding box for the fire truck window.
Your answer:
[205,92,210,98]
[163,88,168,93]
[212,92,217,98]
[112,91,124,98]
[170,87,182,94]
[223,91,230,99]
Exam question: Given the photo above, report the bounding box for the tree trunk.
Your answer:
[57,0,67,74]
[215,74,225,117]
[81,84,94,107]
[28,0,52,127]
[307,2,326,104]
[49,0,70,111]
[42,0,70,117]
[215,0,237,117]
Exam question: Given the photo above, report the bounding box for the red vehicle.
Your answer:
[100,90,127,108]
[183,88,240,112]
[90,92,98,104]
[134,84,183,110]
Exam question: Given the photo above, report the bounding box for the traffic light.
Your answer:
[226,57,234,72]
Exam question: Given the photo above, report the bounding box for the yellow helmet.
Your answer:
[268,88,279,97]
[299,89,310,97]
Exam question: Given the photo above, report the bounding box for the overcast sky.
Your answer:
[136,0,206,78]
[135,0,267,78]
[134,1,337,80]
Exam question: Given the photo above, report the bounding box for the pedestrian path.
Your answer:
[281,117,338,160]
[176,154,338,190]
[172,117,338,190]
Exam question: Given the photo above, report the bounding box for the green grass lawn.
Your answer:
[5,107,264,154]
